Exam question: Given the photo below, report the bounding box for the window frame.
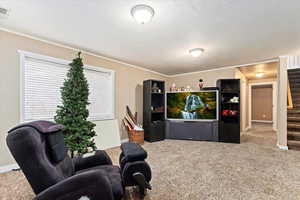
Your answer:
[18,50,115,123]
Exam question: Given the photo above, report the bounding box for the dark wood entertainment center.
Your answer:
[143,79,240,143]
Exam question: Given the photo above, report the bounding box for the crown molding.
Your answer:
[168,58,279,77]
[0,27,169,77]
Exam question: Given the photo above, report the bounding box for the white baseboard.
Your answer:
[252,120,273,123]
[0,163,19,173]
[277,144,288,150]
[121,138,129,143]
[244,126,251,131]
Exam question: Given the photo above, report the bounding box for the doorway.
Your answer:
[248,82,277,131]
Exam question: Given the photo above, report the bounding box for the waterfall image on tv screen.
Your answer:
[166,91,218,120]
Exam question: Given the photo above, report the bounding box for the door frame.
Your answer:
[248,81,277,131]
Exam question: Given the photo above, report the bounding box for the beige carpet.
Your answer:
[1,125,300,200]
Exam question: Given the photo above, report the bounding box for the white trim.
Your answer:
[244,126,251,131]
[0,164,19,173]
[18,50,113,74]
[277,144,288,150]
[251,120,273,123]
[121,138,129,143]
[248,81,277,131]
[18,50,116,122]
[19,52,25,123]
[168,59,279,77]
[0,27,280,77]
[0,27,168,77]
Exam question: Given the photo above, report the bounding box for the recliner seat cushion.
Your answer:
[76,165,124,200]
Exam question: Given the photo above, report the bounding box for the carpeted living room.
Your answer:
[1,1,300,200]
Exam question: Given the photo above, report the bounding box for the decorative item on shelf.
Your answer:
[222,109,239,117]
[198,79,204,90]
[152,83,160,93]
[185,85,192,91]
[170,83,176,92]
[229,96,239,103]
[152,106,164,113]
[123,106,144,144]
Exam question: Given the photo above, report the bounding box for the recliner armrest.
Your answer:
[34,169,114,200]
[73,150,113,171]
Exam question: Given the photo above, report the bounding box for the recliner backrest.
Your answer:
[6,121,74,194]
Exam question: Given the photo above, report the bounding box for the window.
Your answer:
[19,50,115,122]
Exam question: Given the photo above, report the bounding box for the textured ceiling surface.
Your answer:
[0,0,299,75]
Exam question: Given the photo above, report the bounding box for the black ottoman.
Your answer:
[120,142,152,198]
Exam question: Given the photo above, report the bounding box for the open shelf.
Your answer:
[151,92,164,95]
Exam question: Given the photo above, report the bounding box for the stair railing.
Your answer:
[288,81,293,109]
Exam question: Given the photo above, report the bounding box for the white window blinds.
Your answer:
[20,51,115,122]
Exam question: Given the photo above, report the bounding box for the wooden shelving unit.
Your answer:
[217,79,240,143]
[143,80,165,142]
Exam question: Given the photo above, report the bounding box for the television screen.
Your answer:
[166,91,218,121]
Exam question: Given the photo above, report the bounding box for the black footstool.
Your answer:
[120,142,152,198]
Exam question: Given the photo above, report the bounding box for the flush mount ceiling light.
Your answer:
[256,72,264,78]
[0,7,9,16]
[131,4,155,24]
[189,48,205,57]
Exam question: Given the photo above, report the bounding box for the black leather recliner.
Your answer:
[6,120,151,200]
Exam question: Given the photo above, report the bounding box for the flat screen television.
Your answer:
[166,91,218,121]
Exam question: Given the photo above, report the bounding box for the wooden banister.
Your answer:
[288,81,293,109]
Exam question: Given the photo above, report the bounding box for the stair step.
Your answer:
[288,69,300,73]
[288,131,300,140]
[291,88,300,93]
[291,104,300,108]
[288,140,300,150]
[287,123,300,131]
[289,76,300,79]
[289,79,300,84]
[290,84,300,89]
[288,70,300,76]
[288,116,300,122]
[292,95,300,100]
[293,98,300,103]
[288,109,300,114]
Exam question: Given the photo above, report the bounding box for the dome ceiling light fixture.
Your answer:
[189,48,205,57]
[131,4,155,24]
[0,6,9,16]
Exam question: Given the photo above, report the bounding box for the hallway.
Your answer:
[241,122,277,147]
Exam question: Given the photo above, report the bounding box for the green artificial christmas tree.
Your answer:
[55,52,96,157]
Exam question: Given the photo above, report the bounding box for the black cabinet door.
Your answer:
[149,121,165,142]
[219,122,240,143]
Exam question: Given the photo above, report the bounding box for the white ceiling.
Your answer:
[239,62,278,80]
[0,0,299,75]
